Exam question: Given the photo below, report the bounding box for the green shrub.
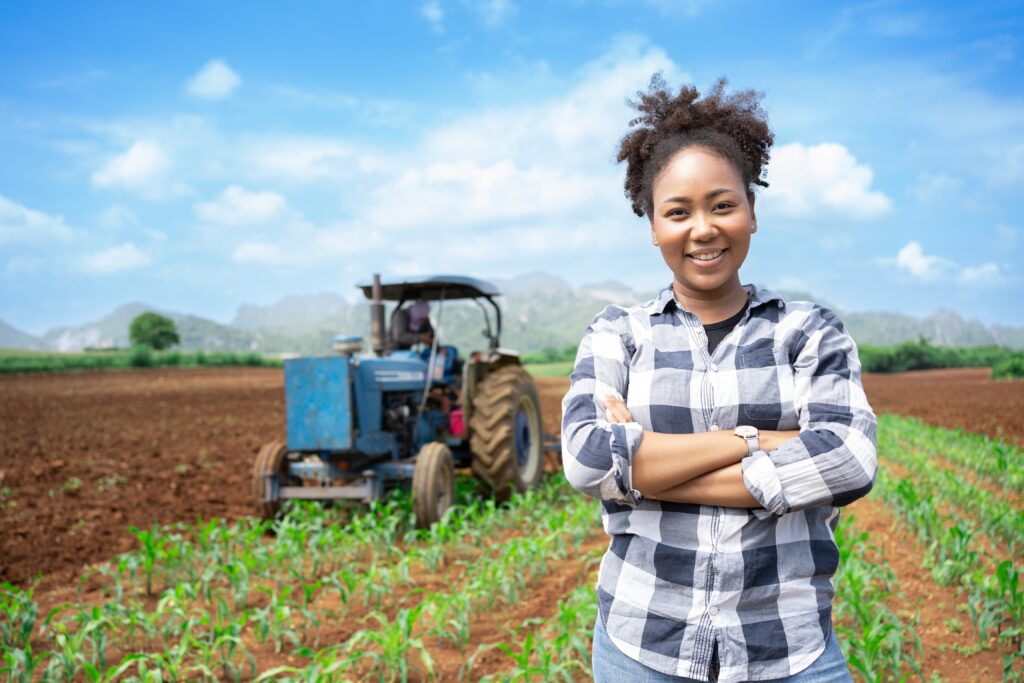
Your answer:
[0,348,281,374]
[858,337,1021,373]
[522,344,577,365]
[992,355,1024,380]
[129,345,154,367]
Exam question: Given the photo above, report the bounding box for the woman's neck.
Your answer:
[672,277,749,325]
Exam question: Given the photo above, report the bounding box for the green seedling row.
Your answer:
[5,414,1011,681]
[0,474,604,682]
[834,515,923,683]
[874,421,1024,681]
[878,414,1024,493]
[878,428,1023,557]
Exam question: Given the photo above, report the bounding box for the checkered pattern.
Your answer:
[561,283,877,682]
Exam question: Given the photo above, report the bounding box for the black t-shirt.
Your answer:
[703,296,749,356]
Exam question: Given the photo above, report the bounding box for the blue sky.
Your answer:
[1,0,1022,334]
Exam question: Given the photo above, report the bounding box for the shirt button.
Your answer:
[709,606,720,616]
[710,425,719,431]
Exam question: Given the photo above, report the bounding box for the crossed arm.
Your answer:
[561,306,877,515]
[600,394,799,507]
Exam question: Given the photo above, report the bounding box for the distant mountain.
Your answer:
[43,303,152,351]
[0,320,46,350]
[2,272,1023,354]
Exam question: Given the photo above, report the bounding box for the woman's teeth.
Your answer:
[690,249,724,261]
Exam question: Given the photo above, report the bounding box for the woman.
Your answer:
[561,75,877,682]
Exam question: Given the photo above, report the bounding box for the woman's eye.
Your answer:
[714,202,734,211]
[666,208,689,218]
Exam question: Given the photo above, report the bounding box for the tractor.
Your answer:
[253,274,554,528]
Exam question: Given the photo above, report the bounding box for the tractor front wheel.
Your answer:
[253,441,296,521]
[469,365,543,500]
[412,442,455,528]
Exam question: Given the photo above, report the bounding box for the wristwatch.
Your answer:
[734,425,760,456]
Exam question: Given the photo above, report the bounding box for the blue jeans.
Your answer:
[592,615,852,682]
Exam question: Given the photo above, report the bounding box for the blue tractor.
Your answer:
[253,274,550,527]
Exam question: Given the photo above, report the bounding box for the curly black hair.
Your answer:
[616,73,774,218]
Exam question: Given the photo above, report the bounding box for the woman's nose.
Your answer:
[691,211,717,240]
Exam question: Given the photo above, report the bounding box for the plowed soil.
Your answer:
[1,365,1019,599]
[860,367,1024,447]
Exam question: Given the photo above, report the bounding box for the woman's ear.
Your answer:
[649,215,658,246]
[748,192,758,231]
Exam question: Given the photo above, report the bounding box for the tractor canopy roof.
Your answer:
[357,275,501,302]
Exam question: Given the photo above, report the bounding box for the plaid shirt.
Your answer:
[561,283,877,682]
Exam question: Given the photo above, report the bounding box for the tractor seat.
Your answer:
[419,344,462,385]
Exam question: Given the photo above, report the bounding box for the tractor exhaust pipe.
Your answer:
[370,273,386,356]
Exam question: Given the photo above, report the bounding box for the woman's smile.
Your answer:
[686,247,728,267]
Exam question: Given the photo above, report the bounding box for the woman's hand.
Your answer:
[600,393,800,451]
[601,393,634,423]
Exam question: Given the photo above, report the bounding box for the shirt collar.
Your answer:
[651,283,786,316]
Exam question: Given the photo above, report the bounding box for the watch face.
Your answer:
[735,425,758,437]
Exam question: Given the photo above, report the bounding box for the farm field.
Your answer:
[1,366,1021,680]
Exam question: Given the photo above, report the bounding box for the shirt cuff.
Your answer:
[742,449,786,518]
[598,421,645,506]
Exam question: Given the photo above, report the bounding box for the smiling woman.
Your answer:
[561,74,877,682]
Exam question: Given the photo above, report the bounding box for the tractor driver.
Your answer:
[389,298,434,350]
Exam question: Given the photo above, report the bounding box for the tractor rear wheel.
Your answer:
[253,441,296,521]
[412,442,455,528]
[469,365,543,500]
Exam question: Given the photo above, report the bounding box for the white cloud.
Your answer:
[762,142,891,219]
[231,221,384,266]
[185,59,241,100]
[79,242,152,274]
[240,137,357,182]
[909,171,962,204]
[879,240,1011,287]
[0,194,79,245]
[366,160,607,229]
[92,140,187,199]
[958,262,1003,285]
[195,186,289,226]
[96,205,138,229]
[421,0,444,31]
[363,38,679,235]
[468,0,516,27]
[895,241,953,280]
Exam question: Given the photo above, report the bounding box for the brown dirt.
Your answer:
[1,365,1021,680]
[3,368,1020,589]
[861,367,1024,448]
[846,496,1007,682]
[0,371,572,589]
[0,367,284,588]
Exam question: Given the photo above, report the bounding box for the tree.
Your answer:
[129,312,180,350]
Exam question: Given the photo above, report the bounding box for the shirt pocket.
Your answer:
[737,344,797,427]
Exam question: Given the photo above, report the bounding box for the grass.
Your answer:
[523,361,574,377]
[0,348,282,374]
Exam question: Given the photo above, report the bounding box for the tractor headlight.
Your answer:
[332,334,365,356]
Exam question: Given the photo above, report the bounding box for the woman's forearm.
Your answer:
[652,463,760,507]
[632,430,747,496]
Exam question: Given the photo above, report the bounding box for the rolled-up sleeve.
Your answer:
[742,306,877,517]
[561,308,645,506]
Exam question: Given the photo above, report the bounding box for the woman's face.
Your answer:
[649,146,755,299]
